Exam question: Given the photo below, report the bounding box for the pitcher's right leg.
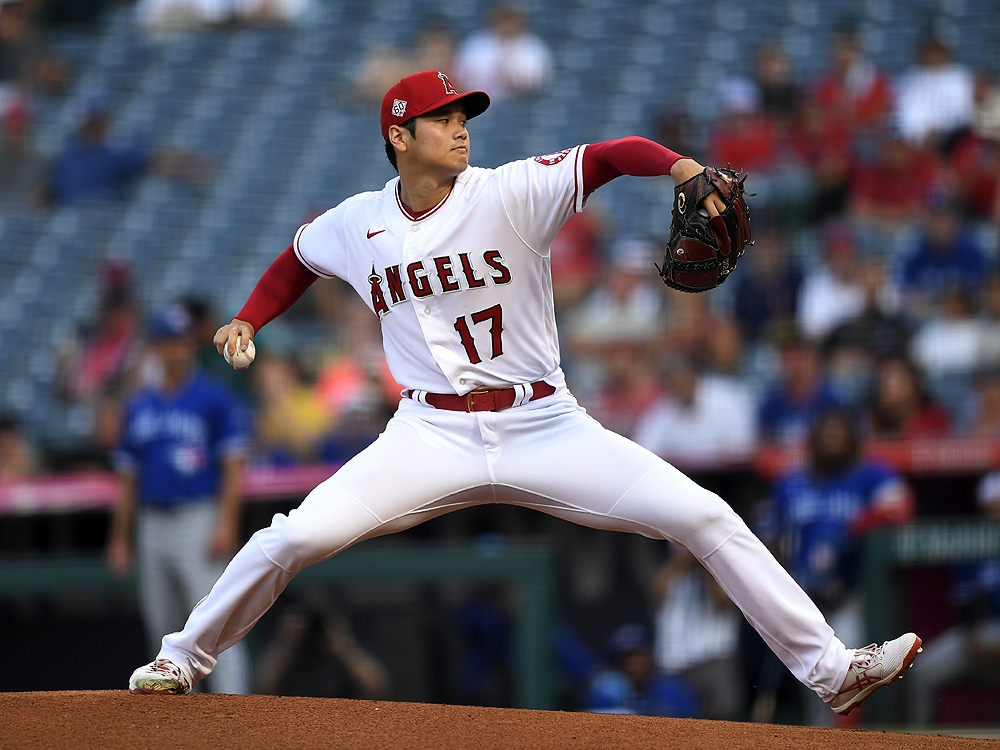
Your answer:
[157,483,387,686]
[152,402,493,689]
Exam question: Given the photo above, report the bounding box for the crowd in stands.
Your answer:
[3,0,1000,724]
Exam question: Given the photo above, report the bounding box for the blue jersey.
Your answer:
[901,232,987,296]
[51,140,149,205]
[765,462,905,598]
[953,560,1000,620]
[115,375,249,507]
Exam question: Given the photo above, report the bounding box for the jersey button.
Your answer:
[459,379,466,385]
[423,307,431,315]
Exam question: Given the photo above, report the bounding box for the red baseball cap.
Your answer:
[380,70,490,142]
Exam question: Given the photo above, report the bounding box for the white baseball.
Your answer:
[224,335,255,370]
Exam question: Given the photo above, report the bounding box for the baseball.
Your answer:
[224,336,255,370]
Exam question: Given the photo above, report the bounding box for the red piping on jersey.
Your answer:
[292,224,330,279]
[396,180,452,221]
[572,146,581,212]
[581,137,686,194]
[235,245,317,334]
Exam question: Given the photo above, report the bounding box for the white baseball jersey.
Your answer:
[293,146,586,396]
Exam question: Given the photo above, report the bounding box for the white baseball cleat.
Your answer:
[128,659,192,695]
[830,633,922,715]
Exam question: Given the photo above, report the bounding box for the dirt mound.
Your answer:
[1,691,996,750]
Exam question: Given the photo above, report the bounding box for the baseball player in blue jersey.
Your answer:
[763,409,914,723]
[107,304,251,694]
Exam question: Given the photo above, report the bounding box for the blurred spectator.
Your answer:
[911,287,986,378]
[314,301,399,462]
[909,471,1000,726]
[978,274,1000,365]
[792,100,852,223]
[106,303,250,694]
[90,394,123,468]
[868,355,951,438]
[181,296,251,399]
[253,351,330,465]
[587,623,698,717]
[706,314,745,378]
[899,192,988,305]
[823,257,909,408]
[0,0,69,94]
[948,102,1000,220]
[661,291,741,373]
[133,0,228,32]
[236,0,308,25]
[55,260,140,403]
[763,408,914,725]
[354,22,457,104]
[135,0,307,34]
[895,36,974,147]
[255,589,388,698]
[0,89,45,210]
[796,225,866,341]
[849,133,940,227]
[825,257,908,359]
[569,239,663,429]
[47,97,209,206]
[812,27,893,131]
[455,3,552,102]
[973,69,1000,143]
[755,44,800,122]
[708,78,779,172]
[650,547,743,720]
[574,238,663,327]
[549,210,603,311]
[580,334,662,440]
[968,369,1000,438]
[634,355,757,464]
[654,107,698,164]
[733,231,802,343]
[0,413,38,478]
[758,328,841,444]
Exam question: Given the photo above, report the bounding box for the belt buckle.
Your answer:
[466,388,491,413]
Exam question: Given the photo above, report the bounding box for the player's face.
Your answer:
[152,336,196,379]
[407,104,470,175]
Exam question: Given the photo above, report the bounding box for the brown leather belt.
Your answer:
[411,381,556,413]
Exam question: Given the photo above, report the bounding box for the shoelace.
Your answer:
[852,643,881,670]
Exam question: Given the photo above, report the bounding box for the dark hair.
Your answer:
[385,118,418,172]
[180,296,211,325]
[808,408,860,477]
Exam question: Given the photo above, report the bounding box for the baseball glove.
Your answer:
[657,166,753,293]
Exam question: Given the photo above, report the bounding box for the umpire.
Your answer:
[106,303,250,693]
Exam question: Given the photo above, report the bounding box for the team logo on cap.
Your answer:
[391,99,407,117]
[438,72,457,95]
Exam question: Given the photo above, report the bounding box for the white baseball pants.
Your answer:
[159,390,853,700]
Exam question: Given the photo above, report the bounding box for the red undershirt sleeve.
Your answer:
[581,137,687,194]
[235,245,318,334]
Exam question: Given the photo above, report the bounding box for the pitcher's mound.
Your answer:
[1,691,997,750]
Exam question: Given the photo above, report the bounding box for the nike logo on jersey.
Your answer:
[367,229,386,239]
